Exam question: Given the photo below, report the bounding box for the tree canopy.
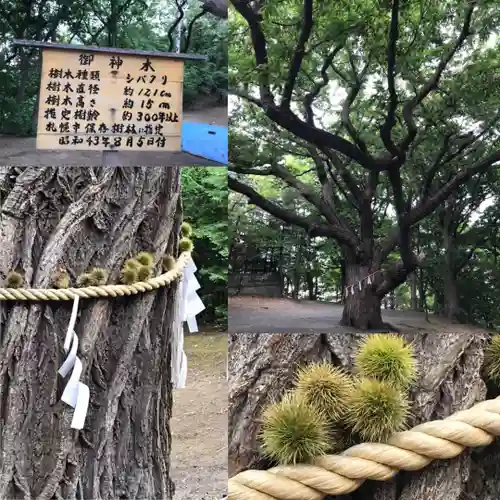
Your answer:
[228,0,500,328]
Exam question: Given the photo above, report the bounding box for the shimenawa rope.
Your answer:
[0,251,191,301]
[228,397,500,500]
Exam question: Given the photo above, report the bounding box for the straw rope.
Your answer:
[228,397,500,500]
[0,251,191,301]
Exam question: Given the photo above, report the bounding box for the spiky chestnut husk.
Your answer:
[355,334,417,389]
[179,237,194,253]
[346,378,410,443]
[484,335,500,383]
[137,265,152,282]
[294,362,354,424]
[52,269,70,289]
[181,221,193,237]
[120,267,137,285]
[136,252,154,267]
[124,258,141,270]
[260,392,330,465]
[76,273,95,287]
[6,271,23,288]
[162,255,176,272]
[90,268,108,285]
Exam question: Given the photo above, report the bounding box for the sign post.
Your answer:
[13,40,206,161]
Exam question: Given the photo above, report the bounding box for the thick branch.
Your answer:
[231,0,274,106]
[281,0,313,109]
[303,46,342,126]
[228,175,359,247]
[376,252,425,297]
[341,57,370,154]
[233,0,379,170]
[380,0,401,157]
[377,150,500,264]
[183,9,208,52]
[167,0,187,52]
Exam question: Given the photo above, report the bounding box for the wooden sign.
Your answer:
[36,47,185,151]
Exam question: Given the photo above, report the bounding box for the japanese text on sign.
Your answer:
[37,49,184,151]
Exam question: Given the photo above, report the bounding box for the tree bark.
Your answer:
[228,332,498,500]
[340,263,384,330]
[0,167,182,499]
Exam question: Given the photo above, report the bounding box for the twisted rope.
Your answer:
[228,397,500,500]
[0,252,191,301]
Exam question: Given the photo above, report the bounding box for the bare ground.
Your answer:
[0,106,227,167]
[228,296,490,334]
[170,332,228,500]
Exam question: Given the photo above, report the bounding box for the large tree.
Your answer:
[0,167,181,499]
[228,0,500,329]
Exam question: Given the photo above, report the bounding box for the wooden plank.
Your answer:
[36,47,184,151]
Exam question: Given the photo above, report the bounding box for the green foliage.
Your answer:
[182,167,228,328]
[346,378,410,443]
[260,392,330,465]
[294,362,353,423]
[484,335,500,383]
[6,271,23,288]
[229,0,500,321]
[355,334,417,389]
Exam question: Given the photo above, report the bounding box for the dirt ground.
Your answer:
[229,296,489,334]
[170,332,227,500]
[0,106,227,166]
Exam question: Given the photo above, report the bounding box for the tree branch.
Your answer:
[341,56,371,154]
[228,175,359,246]
[182,9,208,52]
[167,0,188,52]
[377,150,500,264]
[399,2,476,152]
[380,0,401,158]
[281,0,313,109]
[303,45,342,126]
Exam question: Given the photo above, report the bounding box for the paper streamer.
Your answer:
[58,296,90,430]
[172,277,187,389]
[171,255,206,389]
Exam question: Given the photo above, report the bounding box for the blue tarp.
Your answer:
[181,122,228,164]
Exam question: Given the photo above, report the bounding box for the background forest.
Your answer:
[183,166,228,329]
[0,0,227,135]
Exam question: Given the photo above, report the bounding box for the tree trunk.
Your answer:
[443,231,459,321]
[228,332,499,500]
[410,272,418,311]
[340,264,384,330]
[0,167,182,499]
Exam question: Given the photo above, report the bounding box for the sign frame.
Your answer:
[13,39,208,161]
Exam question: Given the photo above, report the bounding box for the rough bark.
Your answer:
[227,331,500,499]
[340,264,384,330]
[0,167,182,500]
